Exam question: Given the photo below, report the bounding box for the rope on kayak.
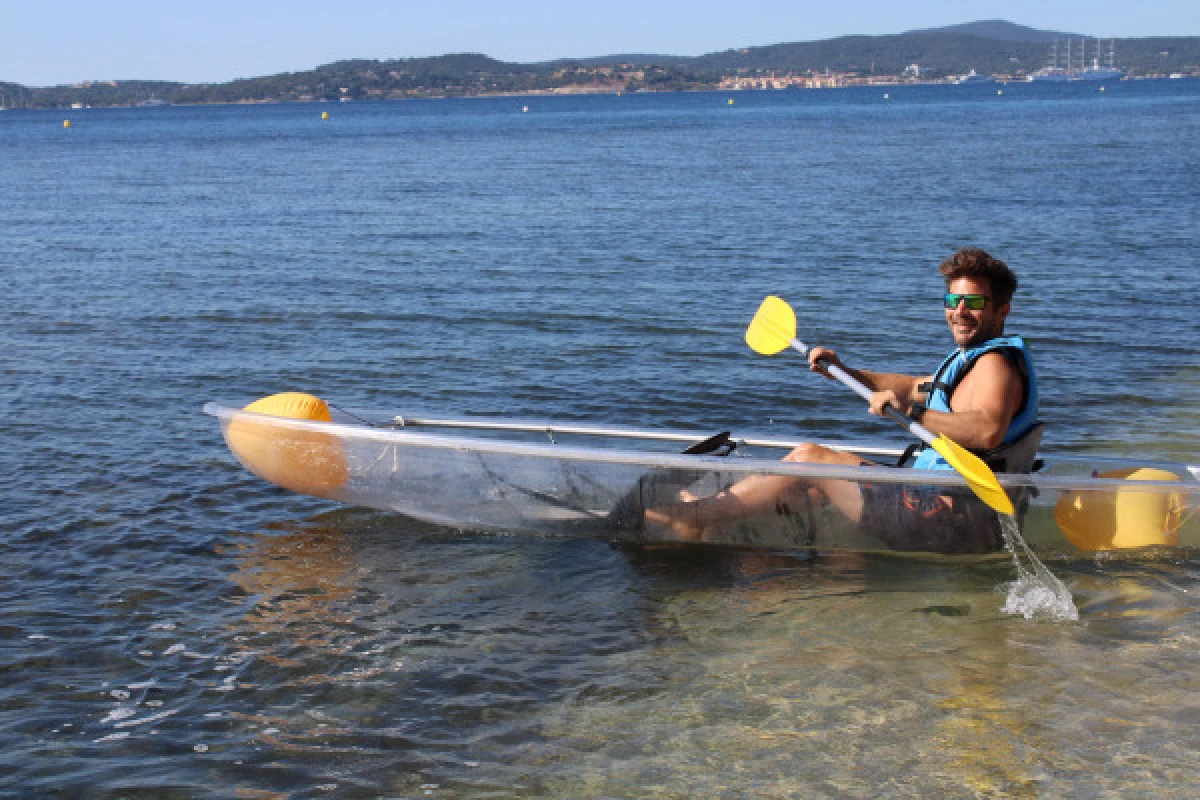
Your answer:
[472,451,608,519]
[327,403,383,428]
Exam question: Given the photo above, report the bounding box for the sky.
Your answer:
[2,1,1197,87]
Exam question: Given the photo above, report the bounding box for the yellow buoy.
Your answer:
[1054,468,1184,551]
[244,392,331,420]
[63,119,71,128]
[223,392,349,497]
[728,98,734,105]
[321,110,329,120]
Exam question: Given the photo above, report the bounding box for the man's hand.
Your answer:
[868,389,906,418]
[807,346,844,380]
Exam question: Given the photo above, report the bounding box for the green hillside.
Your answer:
[3,22,1197,109]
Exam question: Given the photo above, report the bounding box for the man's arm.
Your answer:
[807,347,927,408]
[854,368,928,408]
[917,352,1024,450]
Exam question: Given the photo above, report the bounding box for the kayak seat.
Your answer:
[894,423,1045,475]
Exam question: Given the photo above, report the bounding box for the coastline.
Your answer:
[14,73,1198,111]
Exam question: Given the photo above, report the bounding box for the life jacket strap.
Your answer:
[917,380,951,395]
[895,442,923,467]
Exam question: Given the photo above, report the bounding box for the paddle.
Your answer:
[745,295,1015,516]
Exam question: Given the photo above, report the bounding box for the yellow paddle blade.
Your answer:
[745,295,797,355]
[930,435,1015,516]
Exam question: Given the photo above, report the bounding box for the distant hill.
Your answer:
[906,20,1077,42]
[683,32,1048,75]
[559,53,691,68]
[4,21,1198,108]
[679,21,1188,76]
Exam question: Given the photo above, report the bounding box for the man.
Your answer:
[647,247,1040,553]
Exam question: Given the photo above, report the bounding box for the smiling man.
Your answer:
[646,247,1041,552]
[817,246,1038,465]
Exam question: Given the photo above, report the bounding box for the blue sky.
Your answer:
[2,1,1196,86]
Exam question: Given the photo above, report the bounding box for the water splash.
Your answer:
[998,514,1079,621]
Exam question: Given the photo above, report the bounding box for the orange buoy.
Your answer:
[224,392,349,497]
[1055,468,1183,550]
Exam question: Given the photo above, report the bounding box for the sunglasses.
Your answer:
[944,292,989,310]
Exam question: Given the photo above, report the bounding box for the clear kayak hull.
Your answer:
[205,403,1200,557]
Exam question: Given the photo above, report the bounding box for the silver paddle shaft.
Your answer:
[790,339,938,447]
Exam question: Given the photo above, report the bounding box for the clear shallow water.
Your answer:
[2,81,1200,796]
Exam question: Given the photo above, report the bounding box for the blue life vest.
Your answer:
[911,335,1039,470]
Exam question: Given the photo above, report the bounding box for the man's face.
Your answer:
[945,276,1009,348]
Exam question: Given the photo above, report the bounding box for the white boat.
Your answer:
[205,397,1198,557]
[952,70,994,85]
[1028,37,1126,82]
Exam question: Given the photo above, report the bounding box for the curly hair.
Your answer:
[939,248,1018,306]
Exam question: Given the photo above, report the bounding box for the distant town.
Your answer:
[2,20,1198,109]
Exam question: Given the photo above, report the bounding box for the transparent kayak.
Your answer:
[205,401,1200,557]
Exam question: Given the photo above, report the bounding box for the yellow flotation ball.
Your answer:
[1055,468,1183,551]
[243,392,333,421]
[224,392,349,498]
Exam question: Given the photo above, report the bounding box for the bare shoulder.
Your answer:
[967,351,1022,380]
[953,351,1024,410]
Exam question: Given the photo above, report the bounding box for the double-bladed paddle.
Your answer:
[745,295,1015,516]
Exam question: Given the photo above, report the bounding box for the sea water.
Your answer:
[2,81,1199,796]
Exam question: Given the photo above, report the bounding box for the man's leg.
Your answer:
[645,443,871,540]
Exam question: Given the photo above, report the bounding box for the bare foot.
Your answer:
[644,501,705,542]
